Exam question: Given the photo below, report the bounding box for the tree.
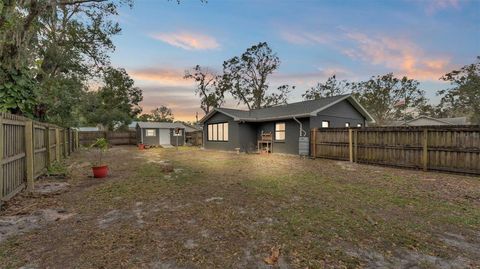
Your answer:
[82,67,143,130]
[351,73,426,125]
[219,42,290,109]
[137,114,153,122]
[184,65,224,114]
[0,0,131,120]
[150,105,174,122]
[302,75,350,100]
[438,56,480,124]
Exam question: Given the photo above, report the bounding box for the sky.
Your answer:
[110,0,480,122]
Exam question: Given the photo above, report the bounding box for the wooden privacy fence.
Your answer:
[1,112,79,202]
[311,126,480,175]
[78,131,136,146]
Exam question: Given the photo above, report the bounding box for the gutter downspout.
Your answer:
[293,117,307,137]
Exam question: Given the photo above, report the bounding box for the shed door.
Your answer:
[159,129,170,144]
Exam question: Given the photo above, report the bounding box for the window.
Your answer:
[146,129,156,136]
[207,122,229,141]
[357,123,362,127]
[345,122,350,127]
[321,121,330,128]
[275,122,285,141]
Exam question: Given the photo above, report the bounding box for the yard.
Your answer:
[0,146,479,268]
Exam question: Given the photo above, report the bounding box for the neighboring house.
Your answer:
[386,116,470,126]
[183,123,203,146]
[76,127,100,132]
[136,122,185,147]
[128,121,138,131]
[199,94,375,155]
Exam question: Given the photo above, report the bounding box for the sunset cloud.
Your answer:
[151,32,220,50]
[130,68,193,87]
[342,31,451,80]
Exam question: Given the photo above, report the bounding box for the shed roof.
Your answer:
[136,122,185,129]
[200,94,375,123]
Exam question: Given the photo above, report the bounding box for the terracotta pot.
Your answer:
[138,144,145,150]
[92,165,108,178]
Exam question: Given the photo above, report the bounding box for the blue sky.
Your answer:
[110,0,480,121]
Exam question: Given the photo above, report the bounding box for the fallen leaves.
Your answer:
[264,246,280,265]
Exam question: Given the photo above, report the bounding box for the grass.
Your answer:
[0,146,479,268]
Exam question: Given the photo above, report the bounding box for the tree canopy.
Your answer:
[218,42,291,109]
[438,56,480,124]
[184,65,224,114]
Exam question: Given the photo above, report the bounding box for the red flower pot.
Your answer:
[138,144,145,150]
[92,165,108,178]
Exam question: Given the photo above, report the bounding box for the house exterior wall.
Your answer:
[203,112,240,151]
[140,128,160,145]
[256,117,310,155]
[169,128,185,146]
[137,127,185,146]
[310,100,366,128]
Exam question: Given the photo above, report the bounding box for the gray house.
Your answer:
[199,94,375,155]
[386,116,470,126]
[136,122,185,147]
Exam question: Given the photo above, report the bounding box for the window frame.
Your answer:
[207,122,229,142]
[321,121,330,128]
[275,122,286,141]
[145,129,156,137]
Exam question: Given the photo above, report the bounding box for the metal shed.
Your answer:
[136,122,185,147]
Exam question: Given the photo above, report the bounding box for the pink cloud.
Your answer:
[342,31,451,80]
[130,67,194,87]
[151,32,220,50]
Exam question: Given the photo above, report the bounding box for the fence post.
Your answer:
[423,129,428,172]
[0,115,4,199]
[75,130,79,150]
[45,126,51,169]
[63,129,68,157]
[354,129,358,162]
[311,128,317,159]
[56,128,61,161]
[348,128,353,162]
[25,120,34,192]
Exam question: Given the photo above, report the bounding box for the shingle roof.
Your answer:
[136,122,186,129]
[201,94,375,123]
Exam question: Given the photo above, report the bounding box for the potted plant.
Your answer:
[90,138,109,178]
[138,143,145,150]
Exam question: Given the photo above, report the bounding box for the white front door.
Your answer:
[159,129,170,144]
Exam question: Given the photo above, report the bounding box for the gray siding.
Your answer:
[256,118,310,155]
[310,100,365,128]
[137,127,185,146]
[203,112,240,151]
[140,128,159,145]
[169,128,185,146]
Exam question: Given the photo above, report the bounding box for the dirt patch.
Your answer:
[34,182,70,195]
[0,209,75,243]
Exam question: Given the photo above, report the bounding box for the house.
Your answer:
[182,123,203,146]
[136,122,185,147]
[199,94,375,155]
[386,116,470,126]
